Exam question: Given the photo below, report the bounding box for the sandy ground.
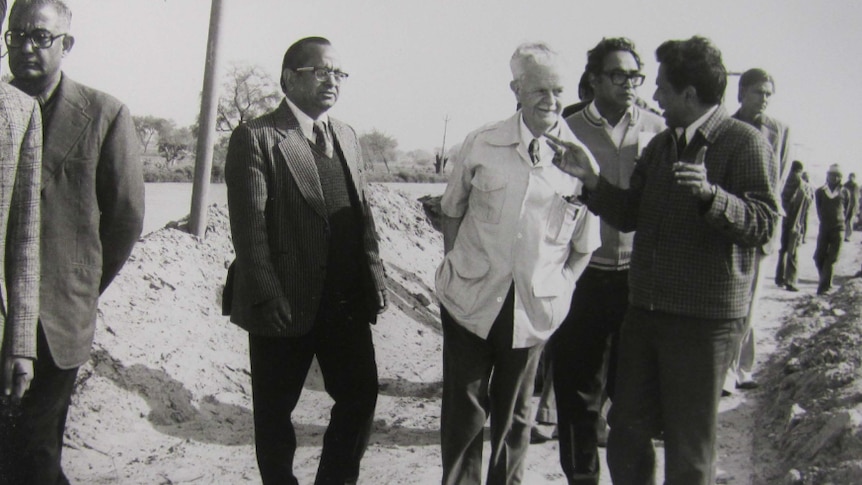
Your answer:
[56,183,862,484]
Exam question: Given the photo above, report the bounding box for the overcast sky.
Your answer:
[7,0,862,181]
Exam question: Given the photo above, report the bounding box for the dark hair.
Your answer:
[280,36,331,91]
[585,37,642,77]
[739,68,774,92]
[790,160,804,173]
[578,71,593,101]
[655,36,726,105]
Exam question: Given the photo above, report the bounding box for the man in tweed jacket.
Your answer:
[548,36,780,484]
[0,0,41,431]
[4,1,144,483]
[224,37,386,485]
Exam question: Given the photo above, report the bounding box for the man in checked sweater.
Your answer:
[548,36,780,484]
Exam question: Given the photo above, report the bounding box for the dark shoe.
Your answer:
[785,284,799,292]
[721,389,732,397]
[817,286,831,296]
[775,278,785,287]
[736,380,759,390]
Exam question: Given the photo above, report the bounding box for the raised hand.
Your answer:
[545,133,600,189]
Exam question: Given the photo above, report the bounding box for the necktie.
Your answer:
[313,121,333,158]
[677,132,687,158]
[528,138,540,165]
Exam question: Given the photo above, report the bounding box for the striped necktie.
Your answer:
[529,138,540,165]
[313,121,333,158]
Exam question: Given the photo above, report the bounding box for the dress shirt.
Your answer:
[586,101,633,148]
[676,104,718,148]
[437,112,601,348]
[284,96,330,145]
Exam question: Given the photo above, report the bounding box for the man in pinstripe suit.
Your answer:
[224,36,387,485]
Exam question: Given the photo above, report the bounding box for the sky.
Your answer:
[6,0,862,183]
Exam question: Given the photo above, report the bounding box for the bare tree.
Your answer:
[133,115,171,153]
[216,62,281,132]
[359,129,398,172]
[158,125,194,167]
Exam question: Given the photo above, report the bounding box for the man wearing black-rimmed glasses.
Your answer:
[551,37,664,485]
[3,1,144,483]
[223,36,387,485]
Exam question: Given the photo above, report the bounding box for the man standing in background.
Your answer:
[843,172,858,241]
[775,161,812,293]
[814,164,850,295]
[725,67,791,393]
[4,1,144,483]
[554,36,664,485]
[0,0,42,477]
[436,42,600,484]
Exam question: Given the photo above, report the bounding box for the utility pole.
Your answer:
[435,114,450,174]
[440,114,450,156]
[188,0,224,237]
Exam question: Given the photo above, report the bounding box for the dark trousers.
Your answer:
[0,325,78,485]
[776,225,801,286]
[551,267,628,485]
[249,294,378,485]
[607,307,744,485]
[440,286,544,485]
[813,226,843,292]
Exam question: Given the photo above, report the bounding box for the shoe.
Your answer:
[775,279,785,287]
[736,380,759,390]
[530,424,556,444]
[785,284,799,292]
[817,287,831,296]
[721,389,732,397]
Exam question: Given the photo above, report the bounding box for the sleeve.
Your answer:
[584,137,654,233]
[701,130,781,248]
[5,100,42,359]
[352,129,387,294]
[96,103,145,293]
[440,133,479,219]
[224,124,282,304]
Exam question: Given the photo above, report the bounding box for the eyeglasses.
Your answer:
[293,67,349,82]
[4,29,67,49]
[601,70,646,87]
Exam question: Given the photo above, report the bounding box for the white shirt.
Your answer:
[587,101,633,149]
[284,96,330,145]
[676,104,719,146]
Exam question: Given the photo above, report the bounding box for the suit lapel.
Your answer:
[330,120,362,193]
[42,77,91,187]
[274,103,328,219]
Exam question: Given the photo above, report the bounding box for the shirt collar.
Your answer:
[518,114,561,166]
[677,104,719,144]
[284,96,329,141]
[586,100,634,127]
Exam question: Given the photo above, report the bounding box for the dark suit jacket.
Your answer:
[224,100,386,337]
[27,75,144,369]
[0,82,41,361]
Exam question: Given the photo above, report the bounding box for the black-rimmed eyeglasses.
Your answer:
[293,67,349,82]
[4,29,67,49]
[602,70,646,87]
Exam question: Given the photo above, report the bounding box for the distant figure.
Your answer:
[800,171,814,242]
[775,161,812,292]
[4,0,144,483]
[223,36,387,485]
[814,164,851,295]
[554,36,664,485]
[843,172,858,241]
[436,41,600,484]
[725,67,789,393]
[547,36,779,484]
[0,0,42,479]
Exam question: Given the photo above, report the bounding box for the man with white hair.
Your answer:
[814,164,851,295]
[436,41,600,484]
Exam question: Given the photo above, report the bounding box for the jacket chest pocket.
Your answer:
[546,196,584,245]
[468,170,507,224]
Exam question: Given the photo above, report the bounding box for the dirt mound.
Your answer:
[756,277,862,484]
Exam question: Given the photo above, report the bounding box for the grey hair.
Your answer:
[10,0,72,30]
[510,42,558,83]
